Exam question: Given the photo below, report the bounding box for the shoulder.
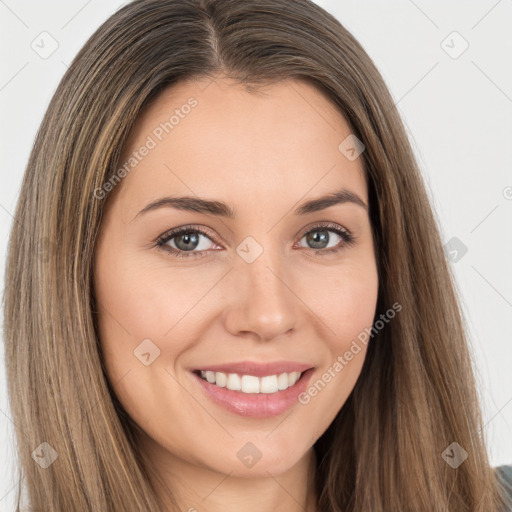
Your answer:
[496,465,512,511]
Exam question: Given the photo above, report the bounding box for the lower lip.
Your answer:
[191,368,314,418]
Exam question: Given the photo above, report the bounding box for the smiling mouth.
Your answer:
[193,369,304,394]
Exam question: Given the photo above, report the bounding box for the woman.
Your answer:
[3,0,511,510]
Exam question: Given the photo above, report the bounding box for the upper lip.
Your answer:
[192,361,314,377]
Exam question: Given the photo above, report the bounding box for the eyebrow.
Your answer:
[134,188,368,220]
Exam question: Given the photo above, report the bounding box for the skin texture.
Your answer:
[93,74,379,512]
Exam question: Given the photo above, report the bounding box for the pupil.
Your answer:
[176,232,199,251]
[307,230,329,249]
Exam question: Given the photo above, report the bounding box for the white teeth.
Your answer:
[277,372,289,390]
[215,371,227,387]
[260,375,278,393]
[198,370,303,394]
[241,375,260,393]
[289,372,300,386]
[226,373,241,391]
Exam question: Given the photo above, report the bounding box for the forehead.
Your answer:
[109,75,367,217]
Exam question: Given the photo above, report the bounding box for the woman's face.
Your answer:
[93,75,378,479]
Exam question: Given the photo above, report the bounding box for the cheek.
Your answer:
[293,259,378,418]
[92,251,202,433]
[302,257,379,346]
[94,248,205,351]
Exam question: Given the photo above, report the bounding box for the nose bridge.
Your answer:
[224,236,299,340]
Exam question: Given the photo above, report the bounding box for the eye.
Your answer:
[156,225,219,259]
[295,222,355,255]
[155,221,355,259]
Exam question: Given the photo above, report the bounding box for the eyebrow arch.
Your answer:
[134,187,368,220]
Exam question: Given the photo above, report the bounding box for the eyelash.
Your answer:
[155,222,355,260]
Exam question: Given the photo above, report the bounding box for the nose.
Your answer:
[222,248,300,342]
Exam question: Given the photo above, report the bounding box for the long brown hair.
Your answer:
[3,0,508,510]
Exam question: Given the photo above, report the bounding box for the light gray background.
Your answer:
[1,0,511,508]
